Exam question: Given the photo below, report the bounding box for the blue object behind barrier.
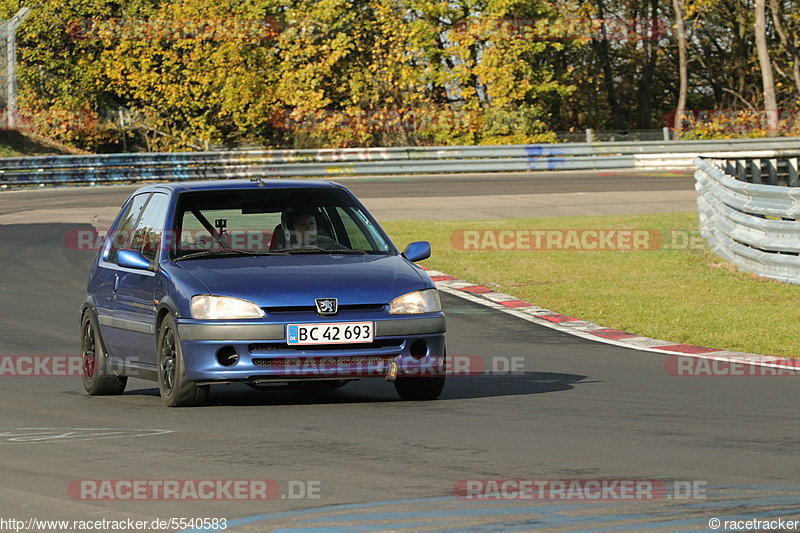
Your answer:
[525,144,565,170]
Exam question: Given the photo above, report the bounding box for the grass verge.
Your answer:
[382,212,800,358]
[0,131,83,157]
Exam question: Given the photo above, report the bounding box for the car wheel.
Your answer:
[157,314,209,407]
[81,312,127,395]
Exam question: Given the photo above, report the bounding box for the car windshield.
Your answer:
[170,187,393,260]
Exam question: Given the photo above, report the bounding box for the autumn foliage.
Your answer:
[3,0,800,151]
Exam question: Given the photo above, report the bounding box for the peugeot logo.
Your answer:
[315,298,338,316]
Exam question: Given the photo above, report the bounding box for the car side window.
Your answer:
[107,193,150,263]
[335,206,386,251]
[131,193,170,262]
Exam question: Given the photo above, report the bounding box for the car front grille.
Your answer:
[262,303,387,314]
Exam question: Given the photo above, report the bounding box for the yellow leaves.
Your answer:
[684,0,723,18]
[16,0,577,150]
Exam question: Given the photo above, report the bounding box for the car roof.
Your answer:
[132,179,345,195]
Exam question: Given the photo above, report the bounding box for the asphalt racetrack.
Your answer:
[1,170,799,532]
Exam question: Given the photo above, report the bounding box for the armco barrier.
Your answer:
[695,155,800,284]
[5,137,800,187]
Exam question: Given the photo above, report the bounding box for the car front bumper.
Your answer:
[175,314,446,383]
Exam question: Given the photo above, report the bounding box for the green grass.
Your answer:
[382,212,800,358]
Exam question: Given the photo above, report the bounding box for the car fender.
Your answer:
[79,295,97,326]
[155,294,181,332]
[79,297,113,367]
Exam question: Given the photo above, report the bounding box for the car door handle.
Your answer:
[113,273,119,292]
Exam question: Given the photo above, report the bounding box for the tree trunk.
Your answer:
[768,0,800,98]
[637,0,660,129]
[672,0,688,138]
[593,0,623,130]
[755,0,779,132]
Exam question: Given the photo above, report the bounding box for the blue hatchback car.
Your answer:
[81,179,446,406]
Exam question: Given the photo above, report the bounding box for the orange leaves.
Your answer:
[14,0,571,150]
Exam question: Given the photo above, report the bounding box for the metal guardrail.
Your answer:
[695,155,800,284]
[4,137,800,187]
[714,156,800,186]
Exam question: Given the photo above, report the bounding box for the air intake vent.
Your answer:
[253,355,394,367]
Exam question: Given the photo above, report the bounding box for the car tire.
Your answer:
[157,314,209,407]
[81,312,127,395]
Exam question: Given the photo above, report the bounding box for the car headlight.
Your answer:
[190,295,265,319]
[389,289,442,314]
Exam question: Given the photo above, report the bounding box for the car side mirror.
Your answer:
[402,241,431,262]
[117,249,152,271]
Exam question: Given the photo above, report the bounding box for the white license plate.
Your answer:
[286,322,374,345]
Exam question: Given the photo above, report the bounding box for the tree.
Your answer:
[768,0,800,99]
[100,0,283,150]
[673,0,688,137]
[755,0,778,132]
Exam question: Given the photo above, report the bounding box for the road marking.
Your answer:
[0,428,172,443]
[179,488,800,532]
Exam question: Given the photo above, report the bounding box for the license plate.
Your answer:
[286,322,374,345]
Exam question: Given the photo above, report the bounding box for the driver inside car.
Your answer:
[283,208,318,248]
[270,207,348,251]
[282,207,346,249]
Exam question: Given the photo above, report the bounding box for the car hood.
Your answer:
[173,254,431,307]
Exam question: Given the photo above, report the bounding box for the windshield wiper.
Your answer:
[174,249,287,261]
